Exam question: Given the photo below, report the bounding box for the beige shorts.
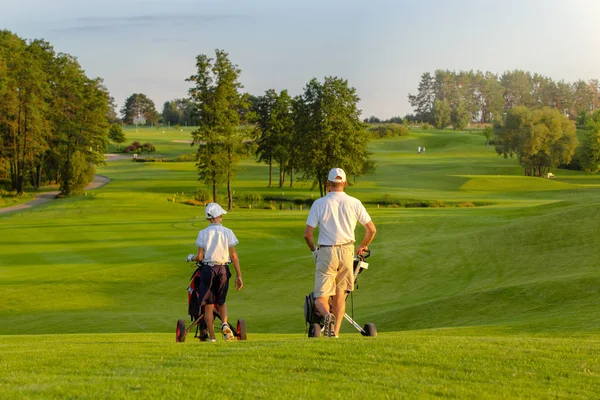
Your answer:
[314,244,355,297]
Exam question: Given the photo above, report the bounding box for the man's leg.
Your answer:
[218,303,228,326]
[204,303,216,340]
[314,296,330,319]
[331,290,346,336]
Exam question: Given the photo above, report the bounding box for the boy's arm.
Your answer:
[195,248,204,262]
[229,246,243,291]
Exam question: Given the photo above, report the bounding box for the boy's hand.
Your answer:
[186,254,195,263]
[235,276,243,291]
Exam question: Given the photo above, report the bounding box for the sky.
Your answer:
[2,0,600,119]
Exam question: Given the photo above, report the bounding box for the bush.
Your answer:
[174,153,196,162]
[131,141,142,150]
[142,142,156,152]
[293,198,305,206]
[239,192,263,205]
[422,123,433,130]
[195,188,212,204]
[0,178,11,190]
[368,123,409,138]
[181,199,203,206]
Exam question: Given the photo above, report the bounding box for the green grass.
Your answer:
[1,333,598,399]
[1,127,600,398]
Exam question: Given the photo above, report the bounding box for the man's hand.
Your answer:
[235,276,243,291]
[356,246,368,257]
[186,254,195,263]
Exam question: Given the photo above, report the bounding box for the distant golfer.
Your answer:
[303,168,376,337]
[186,203,243,342]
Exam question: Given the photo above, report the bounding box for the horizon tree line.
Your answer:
[408,69,600,129]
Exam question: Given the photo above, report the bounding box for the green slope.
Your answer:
[1,127,599,336]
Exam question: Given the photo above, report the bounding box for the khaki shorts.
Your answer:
[314,244,355,297]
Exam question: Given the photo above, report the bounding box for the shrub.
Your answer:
[131,141,142,150]
[422,123,433,130]
[0,178,11,190]
[124,145,135,153]
[368,123,409,138]
[142,142,155,152]
[293,198,305,206]
[195,188,212,204]
[239,192,263,206]
[181,199,203,206]
[174,153,196,162]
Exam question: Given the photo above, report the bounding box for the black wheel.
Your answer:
[236,319,247,341]
[176,319,187,342]
[363,323,377,337]
[308,323,322,338]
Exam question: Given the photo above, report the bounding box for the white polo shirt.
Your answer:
[306,191,371,246]
[196,223,239,264]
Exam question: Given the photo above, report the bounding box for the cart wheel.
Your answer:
[176,319,187,342]
[236,319,247,341]
[363,323,377,337]
[308,323,322,338]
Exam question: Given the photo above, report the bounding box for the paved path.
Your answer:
[0,155,121,215]
[0,175,110,215]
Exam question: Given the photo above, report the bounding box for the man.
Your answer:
[186,203,243,342]
[303,168,376,337]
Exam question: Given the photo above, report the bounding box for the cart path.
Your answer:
[0,175,110,215]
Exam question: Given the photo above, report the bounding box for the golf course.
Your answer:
[1,126,599,399]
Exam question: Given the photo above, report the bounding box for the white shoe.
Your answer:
[222,323,234,341]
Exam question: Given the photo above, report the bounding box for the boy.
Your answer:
[186,203,243,341]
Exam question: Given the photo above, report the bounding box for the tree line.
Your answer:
[186,49,370,209]
[0,30,110,195]
[409,69,600,129]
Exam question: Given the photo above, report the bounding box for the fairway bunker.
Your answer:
[176,260,247,343]
[304,250,377,338]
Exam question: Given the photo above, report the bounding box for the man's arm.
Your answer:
[356,220,376,255]
[228,246,243,290]
[304,225,316,251]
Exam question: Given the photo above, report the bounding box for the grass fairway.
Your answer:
[1,127,600,398]
[1,333,598,399]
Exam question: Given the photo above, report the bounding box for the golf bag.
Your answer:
[187,265,202,318]
[304,292,320,325]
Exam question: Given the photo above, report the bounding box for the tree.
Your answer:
[433,99,451,129]
[108,123,126,151]
[408,72,435,123]
[254,89,295,187]
[494,106,577,176]
[580,110,600,173]
[254,90,278,187]
[187,49,249,210]
[0,33,50,194]
[120,93,158,125]
[451,98,470,130]
[161,100,180,126]
[294,77,370,196]
[49,54,110,196]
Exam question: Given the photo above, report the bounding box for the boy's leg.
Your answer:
[204,304,216,340]
[218,303,228,326]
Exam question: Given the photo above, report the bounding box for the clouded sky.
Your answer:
[2,0,599,118]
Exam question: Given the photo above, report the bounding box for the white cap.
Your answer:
[328,168,346,183]
[205,203,227,219]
